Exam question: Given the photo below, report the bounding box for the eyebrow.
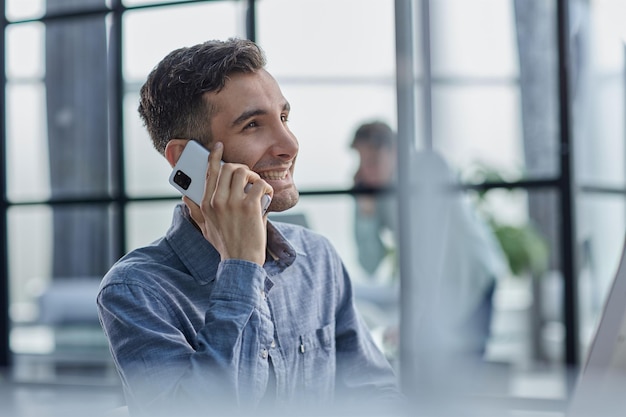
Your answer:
[231,101,291,128]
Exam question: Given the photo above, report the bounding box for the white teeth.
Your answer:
[261,171,287,181]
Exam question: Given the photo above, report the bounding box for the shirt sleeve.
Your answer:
[97,260,272,416]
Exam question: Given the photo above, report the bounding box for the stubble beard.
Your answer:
[267,188,299,213]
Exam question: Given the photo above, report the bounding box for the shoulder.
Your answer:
[269,221,346,281]
[100,237,183,291]
[271,221,335,251]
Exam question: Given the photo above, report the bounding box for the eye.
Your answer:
[244,121,258,129]
[281,114,289,123]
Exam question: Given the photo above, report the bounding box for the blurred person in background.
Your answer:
[350,120,508,358]
[351,121,398,280]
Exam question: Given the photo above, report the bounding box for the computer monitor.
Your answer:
[568,237,626,417]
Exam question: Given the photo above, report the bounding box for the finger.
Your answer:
[241,175,274,215]
[245,177,274,199]
[231,169,273,199]
[182,195,203,224]
[212,163,237,211]
[204,142,224,209]
[231,167,258,196]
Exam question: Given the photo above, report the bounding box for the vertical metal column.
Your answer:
[394,0,418,395]
[246,0,257,43]
[419,0,433,151]
[0,0,10,370]
[110,0,128,260]
[556,0,579,368]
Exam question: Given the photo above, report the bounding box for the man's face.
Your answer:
[205,69,299,213]
[353,142,395,188]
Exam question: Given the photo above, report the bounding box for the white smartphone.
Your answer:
[169,140,271,214]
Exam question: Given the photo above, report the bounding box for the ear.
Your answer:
[164,139,189,168]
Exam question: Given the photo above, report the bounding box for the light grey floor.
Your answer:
[0,381,123,417]
[0,356,572,417]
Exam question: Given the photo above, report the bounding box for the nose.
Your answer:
[272,124,299,160]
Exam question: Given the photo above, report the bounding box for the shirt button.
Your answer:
[261,349,268,359]
[261,290,266,300]
[270,340,276,348]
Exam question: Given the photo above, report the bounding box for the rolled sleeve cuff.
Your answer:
[213,259,267,305]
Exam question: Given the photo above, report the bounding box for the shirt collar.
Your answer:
[165,204,221,285]
[165,204,299,284]
[266,220,298,269]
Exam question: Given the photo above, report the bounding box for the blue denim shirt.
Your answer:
[97,204,402,415]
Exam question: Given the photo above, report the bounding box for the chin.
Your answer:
[268,189,299,213]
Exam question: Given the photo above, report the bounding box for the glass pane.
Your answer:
[575,0,625,188]
[432,85,526,182]
[577,76,625,187]
[8,204,118,383]
[5,0,45,21]
[257,0,396,79]
[475,187,561,365]
[123,3,243,82]
[8,205,53,323]
[125,201,180,251]
[123,92,176,197]
[9,204,118,305]
[6,22,45,80]
[588,0,625,73]
[430,0,518,78]
[6,83,51,201]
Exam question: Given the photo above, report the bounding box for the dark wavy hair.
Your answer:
[138,38,267,154]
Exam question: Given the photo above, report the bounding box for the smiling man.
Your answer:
[97,38,403,416]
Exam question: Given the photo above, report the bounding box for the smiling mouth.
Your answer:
[260,170,289,181]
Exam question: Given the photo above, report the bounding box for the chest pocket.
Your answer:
[297,323,336,401]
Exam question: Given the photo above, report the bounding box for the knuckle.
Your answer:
[199,199,212,212]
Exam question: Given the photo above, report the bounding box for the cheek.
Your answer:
[224,145,263,167]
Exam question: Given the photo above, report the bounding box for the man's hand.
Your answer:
[183,142,274,266]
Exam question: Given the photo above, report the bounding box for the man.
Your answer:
[97,39,402,416]
[350,121,398,277]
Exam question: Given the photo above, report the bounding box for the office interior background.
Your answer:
[1,0,626,415]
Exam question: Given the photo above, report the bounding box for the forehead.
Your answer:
[208,69,286,113]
